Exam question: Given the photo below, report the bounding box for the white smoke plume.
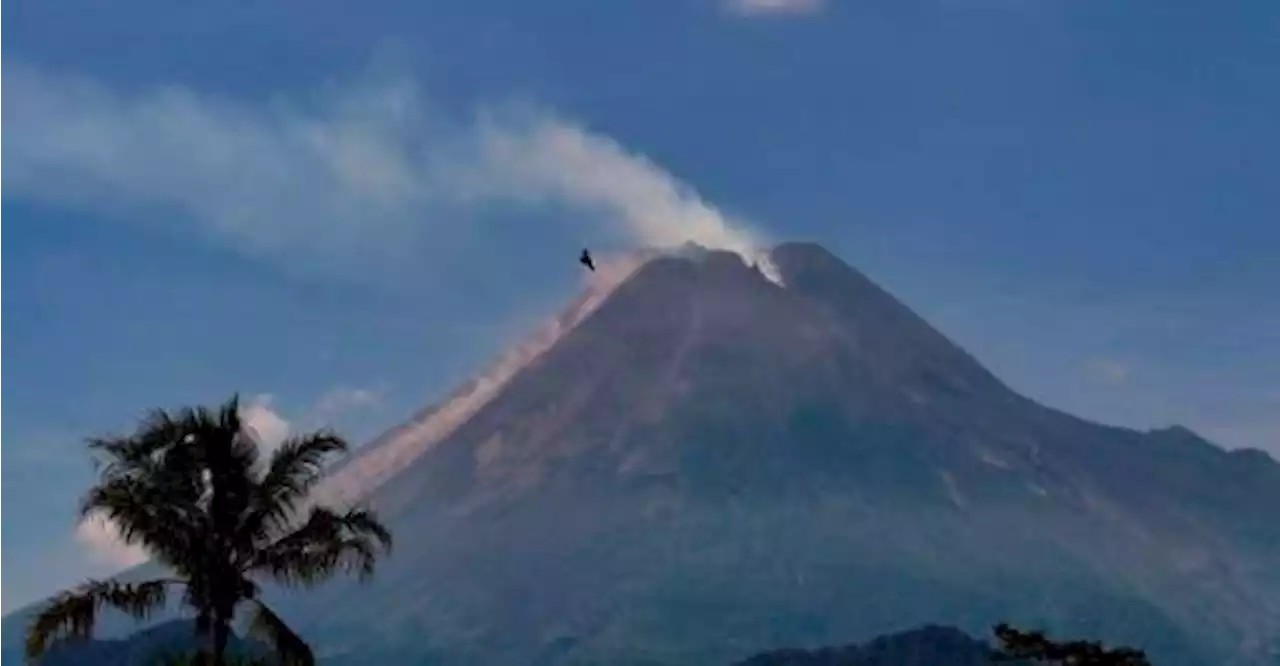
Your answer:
[462,113,764,255]
[2,62,772,279]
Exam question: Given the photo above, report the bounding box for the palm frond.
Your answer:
[87,407,199,483]
[248,506,392,586]
[192,394,261,480]
[82,404,212,523]
[214,395,265,487]
[76,394,267,577]
[242,432,348,544]
[246,600,314,666]
[24,579,172,662]
[260,432,348,510]
[79,474,205,572]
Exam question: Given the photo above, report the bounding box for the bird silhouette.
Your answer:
[580,248,596,271]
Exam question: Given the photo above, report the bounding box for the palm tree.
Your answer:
[24,395,393,666]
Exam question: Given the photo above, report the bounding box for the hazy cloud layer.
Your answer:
[3,62,767,280]
[723,0,824,18]
[1084,357,1134,385]
[310,386,384,425]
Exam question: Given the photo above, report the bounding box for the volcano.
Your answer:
[6,243,1279,666]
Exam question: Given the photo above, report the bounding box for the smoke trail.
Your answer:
[3,62,772,279]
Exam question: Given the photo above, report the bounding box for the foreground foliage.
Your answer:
[993,623,1152,665]
[24,395,393,666]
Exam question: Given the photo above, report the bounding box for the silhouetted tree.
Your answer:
[24,395,393,666]
[992,623,1152,665]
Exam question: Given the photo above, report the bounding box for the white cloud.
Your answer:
[1084,357,1133,385]
[241,393,292,453]
[723,0,824,18]
[310,386,383,423]
[243,387,387,443]
[2,62,768,280]
[74,511,148,570]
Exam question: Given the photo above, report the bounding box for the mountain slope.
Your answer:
[7,243,1278,666]
[274,243,1279,666]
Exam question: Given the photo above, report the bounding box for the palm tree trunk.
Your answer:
[212,617,231,666]
[193,611,215,666]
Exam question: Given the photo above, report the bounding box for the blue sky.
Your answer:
[3,0,1278,612]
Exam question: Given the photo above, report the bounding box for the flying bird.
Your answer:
[580,248,596,272]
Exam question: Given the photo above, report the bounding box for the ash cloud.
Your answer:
[3,62,770,280]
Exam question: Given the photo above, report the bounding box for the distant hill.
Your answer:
[31,621,1000,666]
[33,620,259,666]
[733,625,1000,666]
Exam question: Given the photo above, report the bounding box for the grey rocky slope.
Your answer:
[7,243,1278,666]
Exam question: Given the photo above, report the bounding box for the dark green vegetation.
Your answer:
[992,623,1151,665]
[734,622,1154,666]
[5,244,1279,666]
[21,397,392,666]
